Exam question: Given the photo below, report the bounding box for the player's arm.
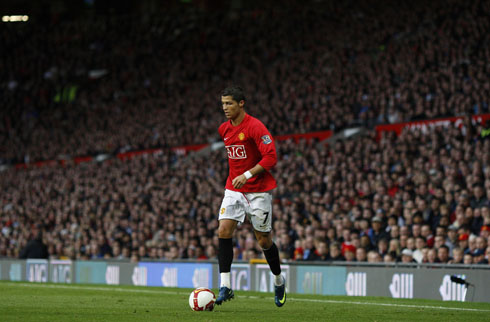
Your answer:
[232,123,277,189]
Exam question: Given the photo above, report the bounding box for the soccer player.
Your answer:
[215,86,285,307]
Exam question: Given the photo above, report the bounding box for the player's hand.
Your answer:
[232,175,248,189]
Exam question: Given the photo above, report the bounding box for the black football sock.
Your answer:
[218,238,233,273]
[263,242,282,276]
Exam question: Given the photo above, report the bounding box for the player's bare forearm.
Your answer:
[231,164,265,189]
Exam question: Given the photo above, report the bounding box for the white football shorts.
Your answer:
[218,189,273,232]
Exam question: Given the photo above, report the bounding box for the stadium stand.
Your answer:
[1,0,490,266]
[2,0,489,164]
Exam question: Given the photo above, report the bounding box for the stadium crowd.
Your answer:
[1,0,490,266]
[1,0,490,164]
[1,121,490,265]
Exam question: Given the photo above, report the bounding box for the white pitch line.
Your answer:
[289,298,490,312]
[3,282,490,313]
[4,282,184,296]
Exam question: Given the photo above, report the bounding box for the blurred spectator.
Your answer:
[426,249,438,264]
[437,245,451,264]
[446,227,459,254]
[388,239,401,259]
[367,251,382,263]
[355,247,367,262]
[19,230,48,259]
[315,241,330,261]
[421,225,434,248]
[474,237,488,255]
[458,234,470,253]
[400,249,416,264]
[303,236,319,261]
[412,237,426,263]
[472,250,485,264]
[368,217,388,246]
[329,243,344,261]
[463,253,473,265]
[449,248,464,264]
[383,254,395,263]
[376,238,389,257]
[278,234,295,260]
[479,247,490,264]
[343,244,356,262]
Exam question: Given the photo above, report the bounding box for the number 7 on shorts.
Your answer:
[263,212,269,224]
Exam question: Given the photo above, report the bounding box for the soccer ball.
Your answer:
[189,288,216,311]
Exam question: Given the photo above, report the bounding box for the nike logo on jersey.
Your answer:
[224,137,230,141]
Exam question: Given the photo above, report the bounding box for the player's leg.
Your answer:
[254,231,281,276]
[216,219,237,305]
[254,230,286,307]
[218,219,237,288]
[216,190,245,305]
[247,191,286,307]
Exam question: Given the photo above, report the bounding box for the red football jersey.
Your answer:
[219,113,277,192]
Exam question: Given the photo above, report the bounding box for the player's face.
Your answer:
[221,96,244,120]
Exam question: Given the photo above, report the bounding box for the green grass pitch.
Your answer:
[0,281,489,321]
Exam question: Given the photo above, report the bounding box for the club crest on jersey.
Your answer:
[261,135,272,145]
[238,132,245,140]
[225,145,247,159]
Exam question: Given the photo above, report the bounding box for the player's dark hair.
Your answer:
[221,86,246,102]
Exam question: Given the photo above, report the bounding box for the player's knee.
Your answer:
[218,224,233,238]
[257,234,272,249]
